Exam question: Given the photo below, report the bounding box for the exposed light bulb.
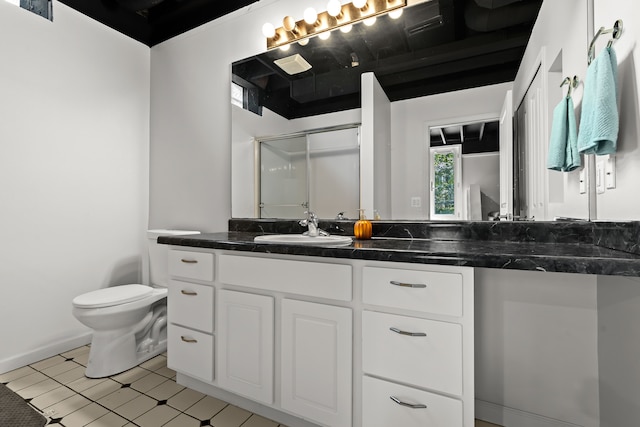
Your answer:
[363,16,377,26]
[283,16,297,33]
[304,7,318,25]
[388,8,403,19]
[279,44,291,51]
[318,31,331,40]
[340,24,353,33]
[298,38,310,46]
[353,0,367,9]
[262,22,276,38]
[327,0,342,17]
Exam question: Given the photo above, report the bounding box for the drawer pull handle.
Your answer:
[390,280,426,289]
[390,327,426,337]
[390,396,427,409]
[181,259,198,264]
[180,290,198,296]
[181,336,198,343]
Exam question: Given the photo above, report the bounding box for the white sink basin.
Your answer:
[254,234,353,247]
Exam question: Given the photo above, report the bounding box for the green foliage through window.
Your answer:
[433,152,455,215]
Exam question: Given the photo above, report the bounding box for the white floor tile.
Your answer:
[139,355,166,371]
[6,371,47,391]
[85,411,129,427]
[242,414,279,427]
[15,378,60,399]
[52,365,87,384]
[30,386,75,410]
[184,395,228,420]
[162,413,202,427]
[145,378,185,400]
[114,394,157,420]
[111,366,152,384]
[130,371,166,393]
[67,375,108,393]
[0,365,36,383]
[166,387,206,412]
[59,402,109,427]
[134,404,181,427]
[81,379,122,400]
[44,393,92,418]
[29,355,67,371]
[98,387,142,410]
[209,404,251,427]
[40,360,81,377]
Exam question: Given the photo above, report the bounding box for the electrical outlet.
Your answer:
[411,197,421,208]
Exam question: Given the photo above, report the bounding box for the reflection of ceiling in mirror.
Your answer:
[232,0,542,119]
[430,120,499,154]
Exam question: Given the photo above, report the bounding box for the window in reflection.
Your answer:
[5,0,53,21]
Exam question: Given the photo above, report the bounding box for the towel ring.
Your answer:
[560,76,579,97]
[588,19,623,64]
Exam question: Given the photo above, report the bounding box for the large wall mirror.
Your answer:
[231,0,605,222]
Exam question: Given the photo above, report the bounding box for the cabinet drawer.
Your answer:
[168,280,214,333]
[168,250,214,282]
[362,310,462,395]
[167,324,214,382]
[362,376,463,427]
[362,266,463,316]
[219,254,352,301]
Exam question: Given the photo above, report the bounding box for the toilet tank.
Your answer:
[147,229,200,287]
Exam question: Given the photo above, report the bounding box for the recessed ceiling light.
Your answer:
[274,54,312,75]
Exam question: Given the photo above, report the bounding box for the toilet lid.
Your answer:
[73,284,154,309]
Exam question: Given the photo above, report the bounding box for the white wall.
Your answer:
[150,0,340,229]
[513,0,591,221]
[592,0,640,220]
[0,1,150,371]
[390,82,512,219]
[597,275,640,426]
[475,269,600,427]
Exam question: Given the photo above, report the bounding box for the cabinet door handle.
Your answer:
[181,259,198,264]
[180,290,198,296]
[181,336,198,343]
[390,396,427,409]
[390,327,427,337]
[390,280,426,288]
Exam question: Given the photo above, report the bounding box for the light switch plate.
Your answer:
[410,196,421,208]
[605,155,616,189]
[596,159,605,194]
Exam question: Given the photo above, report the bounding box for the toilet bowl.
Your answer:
[72,229,199,378]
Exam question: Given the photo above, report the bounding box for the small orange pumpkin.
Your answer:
[354,209,372,240]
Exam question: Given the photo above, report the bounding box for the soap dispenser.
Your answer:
[354,209,372,240]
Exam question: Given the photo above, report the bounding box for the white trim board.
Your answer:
[0,332,92,374]
[476,399,584,427]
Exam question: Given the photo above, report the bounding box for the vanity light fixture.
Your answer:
[263,0,407,50]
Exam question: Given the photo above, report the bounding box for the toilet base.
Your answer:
[85,329,167,378]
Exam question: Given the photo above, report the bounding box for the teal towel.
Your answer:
[577,46,619,155]
[547,96,581,171]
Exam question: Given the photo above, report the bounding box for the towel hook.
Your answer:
[588,19,623,64]
[560,75,579,97]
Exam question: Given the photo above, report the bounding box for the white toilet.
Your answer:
[72,229,199,378]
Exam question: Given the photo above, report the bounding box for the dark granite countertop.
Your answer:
[158,230,640,277]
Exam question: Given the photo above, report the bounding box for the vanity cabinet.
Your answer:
[166,249,215,382]
[165,248,473,427]
[281,299,352,427]
[361,264,474,427]
[217,289,274,404]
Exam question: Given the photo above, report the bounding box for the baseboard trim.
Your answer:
[475,399,584,427]
[0,332,92,374]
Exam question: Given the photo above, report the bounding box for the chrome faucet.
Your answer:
[299,211,328,237]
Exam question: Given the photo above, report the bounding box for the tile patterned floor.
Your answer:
[0,346,283,427]
[0,345,503,427]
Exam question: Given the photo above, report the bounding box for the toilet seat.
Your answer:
[72,285,153,309]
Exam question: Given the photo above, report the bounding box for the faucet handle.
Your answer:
[335,211,346,220]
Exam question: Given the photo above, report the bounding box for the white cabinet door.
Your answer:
[218,290,274,404]
[281,299,352,427]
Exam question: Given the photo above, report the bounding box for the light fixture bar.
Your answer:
[266,0,407,50]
